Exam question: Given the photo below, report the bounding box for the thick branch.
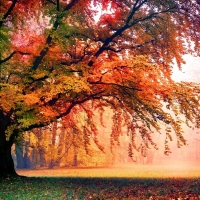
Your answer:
[57,0,60,11]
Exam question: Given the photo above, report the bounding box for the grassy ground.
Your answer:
[1,164,200,199]
[0,177,200,199]
[16,163,200,178]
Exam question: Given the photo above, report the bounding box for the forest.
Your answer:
[0,0,200,177]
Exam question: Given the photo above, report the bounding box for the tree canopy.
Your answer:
[0,0,200,176]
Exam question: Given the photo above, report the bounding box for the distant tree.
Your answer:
[0,0,200,177]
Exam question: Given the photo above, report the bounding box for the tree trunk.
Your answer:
[5,140,17,175]
[0,131,7,177]
[146,150,154,164]
[16,144,24,169]
[0,111,18,177]
[0,133,18,177]
[23,140,31,168]
[39,149,46,167]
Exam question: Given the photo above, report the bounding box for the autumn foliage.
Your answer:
[0,0,200,176]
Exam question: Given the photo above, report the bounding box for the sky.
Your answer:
[172,54,200,83]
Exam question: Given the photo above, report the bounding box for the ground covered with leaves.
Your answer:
[0,177,200,200]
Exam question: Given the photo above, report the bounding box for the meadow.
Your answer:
[1,164,200,199]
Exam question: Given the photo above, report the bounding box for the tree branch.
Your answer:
[88,3,177,67]
[0,52,16,64]
[64,0,78,11]
[0,51,31,64]
[47,0,56,5]
[126,0,147,26]
[0,0,18,27]
[22,92,104,131]
[31,0,78,71]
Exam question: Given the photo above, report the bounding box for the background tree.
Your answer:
[13,107,113,169]
[0,0,200,177]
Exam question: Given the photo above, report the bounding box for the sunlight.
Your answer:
[16,163,200,178]
[89,0,117,23]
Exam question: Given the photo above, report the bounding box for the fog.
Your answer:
[101,54,200,167]
[12,54,200,170]
[96,123,200,167]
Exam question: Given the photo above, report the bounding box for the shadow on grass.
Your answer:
[0,176,200,199]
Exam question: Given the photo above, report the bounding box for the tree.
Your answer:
[0,0,200,177]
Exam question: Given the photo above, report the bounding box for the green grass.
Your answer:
[0,177,200,199]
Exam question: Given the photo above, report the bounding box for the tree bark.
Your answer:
[0,133,18,177]
[0,130,7,177]
[0,111,18,177]
[5,140,17,175]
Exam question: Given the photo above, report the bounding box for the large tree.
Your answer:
[0,0,200,177]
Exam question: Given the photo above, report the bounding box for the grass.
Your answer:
[1,164,200,199]
[0,177,200,199]
[16,163,200,178]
